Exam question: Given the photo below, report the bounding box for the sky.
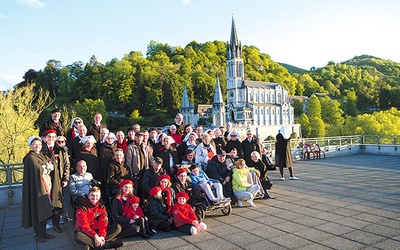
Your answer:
[1,0,400,90]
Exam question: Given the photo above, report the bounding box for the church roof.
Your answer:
[213,77,224,104]
[228,16,242,60]
[243,80,280,89]
[180,85,194,109]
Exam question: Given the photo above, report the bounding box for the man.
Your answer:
[69,160,93,206]
[68,124,87,171]
[173,113,185,137]
[41,129,70,233]
[242,129,261,165]
[206,150,234,201]
[147,128,158,150]
[195,125,203,144]
[40,108,65,137]
[87,112,104,143]
[132,123,141,133]
[224,122,233,139]
[126,126,136,146]
[74,187,123,249]
[125,131,152,196]
[141,157,166,199]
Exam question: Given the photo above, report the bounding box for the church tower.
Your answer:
[180,85,196,126]
[226,16,246,124]
[212,77,225,127]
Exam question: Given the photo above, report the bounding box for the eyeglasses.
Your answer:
[231,134,237,137]
[74,121,82,124]
[57,141,66,144]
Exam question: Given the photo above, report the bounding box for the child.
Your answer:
[146,186,173,232]
[123,196,154,239]
[173,192,207,235]
[74,186,123,249]
[189,164,229,203]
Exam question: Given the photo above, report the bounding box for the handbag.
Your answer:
[264,176,274,190]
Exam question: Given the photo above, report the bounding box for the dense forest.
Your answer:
[16,40,400,136]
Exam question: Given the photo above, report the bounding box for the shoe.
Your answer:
[35,235,47,243]
[53,224,63,233]
[237,200,243,207]
[280,177,285,181]
[289,176,299,180]
[262,195,269,200]
[42,231,56,239]
[104,239,123,249]
[247,199,256,207]
[221,197,230,202]
[150,228,157,235]
[268,195,276,199]
[141,232,151,239]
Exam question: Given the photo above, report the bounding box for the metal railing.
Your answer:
[0,163,24,188]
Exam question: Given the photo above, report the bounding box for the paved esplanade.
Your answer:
[1,154,399,249]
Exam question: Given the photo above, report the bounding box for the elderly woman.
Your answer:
[177,131,198,162]
[194,133,216,171]
[167,124,182,148]
[66,117,84,144]
[155,136,180,177]
[79,135,99,180]
[99,132,117,185]
[22,136,56,242]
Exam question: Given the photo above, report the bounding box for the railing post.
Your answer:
[7,167,12,188]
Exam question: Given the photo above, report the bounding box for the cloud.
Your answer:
[181,0,191,4]
[16,0,46,8]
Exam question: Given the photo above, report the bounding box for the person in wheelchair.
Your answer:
[189,164,229,204]
[69,160,94,207]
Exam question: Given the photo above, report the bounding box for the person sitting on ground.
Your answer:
[141,157,167,199]
[111,179,140,238]
[232,159,260,207]
[74,186,123,249]
[122,196,154,239]
[173,192,207,235]
[248,151,276,199]
[172,168,195,207]
[145,186,174,232]
[157,174,175,213]
[189,164,228,204]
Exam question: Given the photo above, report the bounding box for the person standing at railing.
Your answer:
[22,136,56,243]
[275,126,299,181]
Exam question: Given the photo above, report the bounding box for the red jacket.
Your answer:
[123,206,145,219]
[172,203,197,228]
[75,201,108,238]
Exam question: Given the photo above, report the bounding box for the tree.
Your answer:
[74,99,108,125]
[293,99,304,116]
[343,90,358,117]
[309,116,325,137]
[0,84,54,163]
[319,96,344,126]
[296,113,310,138]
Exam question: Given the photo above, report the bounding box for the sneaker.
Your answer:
[237,200,243,207]
[221,197,230,202]
[280,177,285,181]
[247,199,256,207]
[289,176,299,180]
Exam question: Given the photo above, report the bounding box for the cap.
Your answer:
[152,157,163,164]
[119,179,134,189]
[176,168,187,176]
[135,131,143,136]
[149,186,162,196]
[176,191,189,201]
[157,173,171,182]
[43,128,57,136]
[28,136,41,146]
[51,108,61,113]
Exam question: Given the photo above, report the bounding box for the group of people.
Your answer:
[22,110,298,249]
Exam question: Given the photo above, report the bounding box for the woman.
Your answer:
[79,135,99,180]
[111,179,141,238]
[225,130,243,159]
[194,133,216,171]
[275,126,299,181]
[66,117,84,144]
[157,174,175,213]
[107,148,131,197]
[115,130,128,153]
[172,168,195,207]
[177,132,198,161]
[167,124,182,147]
[248,151,276,199]
[99,132,117,185]
[232,159,260,207]
[22,136,56,242]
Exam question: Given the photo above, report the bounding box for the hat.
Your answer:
[157,174,170,182]
[80,135,97,144]
[217,149,226,156]
[28,136,41,146]
[43,128,57,136]
[176,191,189,201]
[149,186,162,196]
[176,168,187,176]
[152,157,163,164]
[51,108,61,113]
[119,179,134,189]
[135,131,143,136]
[127,195,140,205]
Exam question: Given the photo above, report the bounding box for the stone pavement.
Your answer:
[1,154,399,250]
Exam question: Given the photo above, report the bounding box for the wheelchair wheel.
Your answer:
[221,203,232,216]
[195,205,206,221]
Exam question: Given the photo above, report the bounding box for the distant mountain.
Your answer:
[278,62,308,75]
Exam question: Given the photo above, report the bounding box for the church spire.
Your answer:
[213,77,223,105]
[228,16,242,60]
[180,85,190,109]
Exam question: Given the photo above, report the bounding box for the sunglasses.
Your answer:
[74,121,82,124]
[231,134,237,137]
[57,140,66,143]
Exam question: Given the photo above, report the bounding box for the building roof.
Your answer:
[213,77,224,104]
[197,104,212,116]
[243,80,280,89]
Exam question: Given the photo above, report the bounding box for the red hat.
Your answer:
[119,179,134,189]
[44,128,57,136]
[176,168,187,177]
[127,195,140,205]
[149,186,162,196]
[157,173,171,182]
[176,191,189,201]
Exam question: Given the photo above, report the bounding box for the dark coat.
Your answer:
[213,137,226,151]
[206,156,232,183]
[107,159,131,195]
[79,148,100,180]
[39,118,65,137]
[275,133,293,168]
[225,140,243,158]
[87,123,103,143]
[248,159,268,180]
[145,196,170,228]
[21,151,53,228]
[156,146,180,175]
[241,138,261,165]
[141,168,166,199]
[98,143,116,184]
[68,136,84,168]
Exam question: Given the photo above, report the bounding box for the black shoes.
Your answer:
[53,224,63,233]
[103,239,123,249]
